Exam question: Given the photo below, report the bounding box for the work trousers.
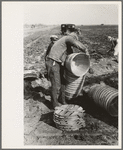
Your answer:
[45,58,66,108]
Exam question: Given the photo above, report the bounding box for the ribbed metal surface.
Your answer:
[88,84,118,117]
[64,70,85,100]
[64,53,90,100]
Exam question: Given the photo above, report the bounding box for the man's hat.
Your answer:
[50,35,58,41]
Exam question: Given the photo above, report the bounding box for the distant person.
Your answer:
[114,39,119,56]
[45,28,89,108]
[108,36,119,62]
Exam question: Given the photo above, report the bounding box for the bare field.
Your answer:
[24,25,118,145]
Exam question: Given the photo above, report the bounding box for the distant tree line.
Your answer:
[24,24,47,28]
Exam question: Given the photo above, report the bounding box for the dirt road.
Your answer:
[24,25,56,38]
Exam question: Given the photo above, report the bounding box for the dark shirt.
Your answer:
[45,42,54,59]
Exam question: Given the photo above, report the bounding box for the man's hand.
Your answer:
[85,49,89,56]
[108,36,117,42]
[86,51,89,56]
[108,36,113,41]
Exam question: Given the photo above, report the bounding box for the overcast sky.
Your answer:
[24,2,120,25]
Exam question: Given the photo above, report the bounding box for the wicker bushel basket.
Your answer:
[53,105,85,131]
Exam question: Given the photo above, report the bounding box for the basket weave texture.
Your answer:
[53,104,85,131]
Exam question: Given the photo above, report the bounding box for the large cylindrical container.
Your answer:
[64,53,90,100]
[65,53,90,77]
[88,84,118,117]
[65,72,85,100]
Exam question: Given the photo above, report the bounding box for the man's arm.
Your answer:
[66,36,89,55]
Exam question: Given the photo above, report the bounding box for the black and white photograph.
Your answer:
[2,1,122,149]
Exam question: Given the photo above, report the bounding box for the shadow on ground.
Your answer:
[32,92,118,129]
[39,112,56,127]
[24,71,118,130]
[66,94,118,128]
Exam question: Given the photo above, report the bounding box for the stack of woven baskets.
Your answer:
[53,104,85,131]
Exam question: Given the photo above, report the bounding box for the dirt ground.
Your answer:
[24,25,118,145]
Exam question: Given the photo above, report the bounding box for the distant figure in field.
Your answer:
[108,36,119,62]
